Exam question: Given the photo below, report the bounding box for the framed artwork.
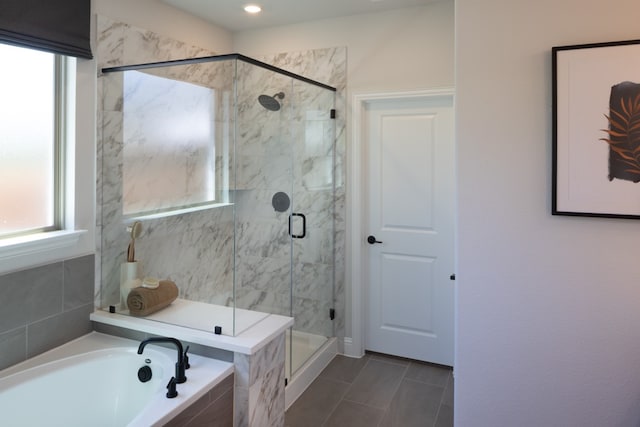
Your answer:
[553,39,640,219]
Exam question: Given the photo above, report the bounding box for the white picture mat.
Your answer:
[555,43,640,216]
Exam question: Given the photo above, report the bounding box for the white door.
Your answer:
[364,93,455,366]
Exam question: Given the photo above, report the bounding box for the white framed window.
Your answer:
[0,43,94,274]
[0,43,61,238]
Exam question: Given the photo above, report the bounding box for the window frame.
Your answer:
[52,53,67,234]
[0,48,94,275]
[0,45,63,239]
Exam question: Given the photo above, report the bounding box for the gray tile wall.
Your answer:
[0,255,95,371]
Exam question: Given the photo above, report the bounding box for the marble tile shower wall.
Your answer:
[96,16,347,341]
[100,71,236,307]
[97,15,235,308]
[0,255,94,371]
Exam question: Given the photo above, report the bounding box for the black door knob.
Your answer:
[367,235,382,244]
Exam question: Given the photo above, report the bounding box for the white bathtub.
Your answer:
[0,332,234,427]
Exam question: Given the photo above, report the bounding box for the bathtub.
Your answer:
[0,332,234,427]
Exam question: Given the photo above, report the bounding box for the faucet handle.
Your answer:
[183,345,191,370]
[166,377,178,398]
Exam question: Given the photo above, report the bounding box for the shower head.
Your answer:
[258,92,285,111]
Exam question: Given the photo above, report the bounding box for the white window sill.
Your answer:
[0,230,87,262]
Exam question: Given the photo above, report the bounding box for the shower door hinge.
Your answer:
[330,109,336,119]
[329,308,335,320]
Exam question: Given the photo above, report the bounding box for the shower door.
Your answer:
[289,81,336,377]
[232,63,295,325]
[232,58,335,381]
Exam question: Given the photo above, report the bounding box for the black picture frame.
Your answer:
[552,39,640,219]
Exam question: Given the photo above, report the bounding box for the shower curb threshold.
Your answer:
[285,337,337,409]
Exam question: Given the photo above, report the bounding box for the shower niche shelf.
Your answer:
[123,202,234,223]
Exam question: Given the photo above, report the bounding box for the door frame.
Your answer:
[346,87,455,358]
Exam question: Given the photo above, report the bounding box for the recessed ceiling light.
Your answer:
[244,5,261,14]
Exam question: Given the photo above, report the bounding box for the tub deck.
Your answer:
[0,332,234,427]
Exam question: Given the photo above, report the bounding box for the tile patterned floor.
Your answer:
[285,352,454,427]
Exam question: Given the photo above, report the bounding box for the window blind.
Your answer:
[0,0,92,59]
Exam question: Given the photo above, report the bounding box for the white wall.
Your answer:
[94,0,232,54]
[233,1,454,93]
[456,0,640,425]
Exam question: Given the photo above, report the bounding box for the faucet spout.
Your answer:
[137,337,187,384]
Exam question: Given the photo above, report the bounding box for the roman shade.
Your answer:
[0,0,92,59]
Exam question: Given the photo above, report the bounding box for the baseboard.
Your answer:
[341,337,364,359]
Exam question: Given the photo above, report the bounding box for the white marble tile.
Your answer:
[249,333,285,385]
[234,384,250,427]
[248,334,285,426]
[233,333,286,426]
[96,16,127,69]
[292,297,333,337]
[293,262,333,302]
[233,189,289,220]
[235,255,290,293]
[235,219,291,260]
[235,154,293,191]
[249,365,285,427]
[235,290,291,319]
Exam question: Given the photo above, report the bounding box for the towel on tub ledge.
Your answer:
[127,280,178,317]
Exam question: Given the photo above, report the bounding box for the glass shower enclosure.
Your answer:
[99,54,336,382]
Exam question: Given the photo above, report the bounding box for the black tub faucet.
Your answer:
[137,337,187,384]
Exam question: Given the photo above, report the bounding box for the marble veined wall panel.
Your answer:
[96,16,236,311]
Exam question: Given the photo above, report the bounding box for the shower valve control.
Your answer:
[367,235,382,245]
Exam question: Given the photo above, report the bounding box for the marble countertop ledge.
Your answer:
[90,306,293,355]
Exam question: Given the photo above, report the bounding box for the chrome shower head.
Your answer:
[258,92,285,111]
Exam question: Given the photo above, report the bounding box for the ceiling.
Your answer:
[161,0,437,32]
